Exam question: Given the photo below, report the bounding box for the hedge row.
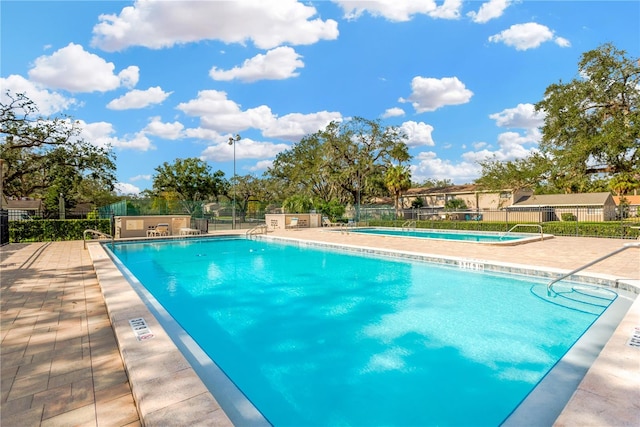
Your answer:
[9,219,111,243]
[7,218,639,243]
[367,220,640,239]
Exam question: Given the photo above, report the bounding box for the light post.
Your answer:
[228,134,241,229]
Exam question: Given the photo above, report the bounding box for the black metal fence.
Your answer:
[0,210,8,245]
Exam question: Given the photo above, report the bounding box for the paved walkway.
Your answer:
[1,234,638,426]
[1,241,140,427]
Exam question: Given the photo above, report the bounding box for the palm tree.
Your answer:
[384,165,411,219]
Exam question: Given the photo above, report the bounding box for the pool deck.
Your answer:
[1,230,638,426]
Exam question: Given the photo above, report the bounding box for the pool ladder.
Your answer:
[340,220,357,234]
[245,223,268,238]
[244,222,269,238]
[546,242,640,296]
[402,220,416,231]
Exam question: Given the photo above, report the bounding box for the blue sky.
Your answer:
[1,1,638,195]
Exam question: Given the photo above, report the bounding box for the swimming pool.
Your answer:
[339,227,548,244]
[108,237,623,426]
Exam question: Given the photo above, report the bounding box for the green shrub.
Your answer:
[9,219,111,243]
[561,213,576,221]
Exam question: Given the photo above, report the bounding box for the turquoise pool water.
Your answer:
[110,237,614,426]
[345,227,528,243]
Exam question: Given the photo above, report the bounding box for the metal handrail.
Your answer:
[83,229,113,249]
[547,242,640,295]
[245,223,268,238]
[402,220,416,230]
[340,221,356,234]
[501,224,543,240]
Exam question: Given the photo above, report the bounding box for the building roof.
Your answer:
[6,198,43,210]
[404,184,479,196]
[612,195,640,206]
[510,192,613,208]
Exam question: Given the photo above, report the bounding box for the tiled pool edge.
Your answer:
[87,242,234,427]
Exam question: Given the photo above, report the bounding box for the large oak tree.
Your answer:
[1,91,116,214]
[477,44,639,194]
[535,43,639,192]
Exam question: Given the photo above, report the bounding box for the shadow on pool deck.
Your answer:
[1,233,638,426]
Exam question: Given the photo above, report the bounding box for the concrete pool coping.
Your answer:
[86,231,639,426]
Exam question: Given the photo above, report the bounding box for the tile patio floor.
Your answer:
[1,241,140,427]
[1,232,638,426]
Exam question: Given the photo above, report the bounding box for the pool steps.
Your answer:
[530,283,617,315]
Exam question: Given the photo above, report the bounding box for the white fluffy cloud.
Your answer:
[489,103,545,129]
[143,117,184,140]
[114,182,141,196]
[382,107,405,118]
[92,0,338,52]
[106,87,171,110]
[130,174,151,182]
[28,43,139,92]
[399,76,473,113]
[262,111,342,141]
[333,0,462,22]
[210,47,304,82]
[200,137,290,162]
[411,102,543,183]
[467,0,512,24]
[400,121,435,147]
[177,90,341,141]
[0,75,75,115]
[411,151,481,184]
[249,160,274,172]
[488,22,570,50]
[78,121,155,151]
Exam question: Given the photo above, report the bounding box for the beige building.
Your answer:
[613,195,640,218]
[507,192,617,222]
[402,184,533,211]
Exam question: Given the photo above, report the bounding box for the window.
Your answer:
[500,192,511,199]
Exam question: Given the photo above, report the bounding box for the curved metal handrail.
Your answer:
[245,223,268,238]
[547,242,640,296]
[401,220,416,231]
[83,229,113,249]
[500,223,543,241]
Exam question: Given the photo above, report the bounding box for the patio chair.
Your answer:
[286,217,299,230]
[322,217,340,227]
[154,223,170,236]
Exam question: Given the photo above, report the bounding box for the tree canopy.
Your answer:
[535,43,639,191]
[476,43,640,194]
[267,117,411,207]
[151,157,227,214]
[1,91,116,212]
